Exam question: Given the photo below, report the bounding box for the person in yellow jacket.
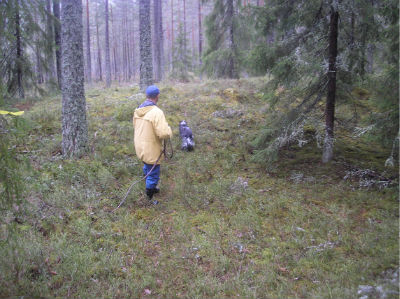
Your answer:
[133,85,172,204]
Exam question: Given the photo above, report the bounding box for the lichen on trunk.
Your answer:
[61,0,88,158]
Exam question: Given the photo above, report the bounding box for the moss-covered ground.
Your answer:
[0,78,398,298]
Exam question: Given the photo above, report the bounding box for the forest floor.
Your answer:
[1,78,399,298]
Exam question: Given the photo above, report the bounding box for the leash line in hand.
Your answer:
[112,139,172,212]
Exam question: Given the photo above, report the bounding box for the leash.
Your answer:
[112,139,172,212]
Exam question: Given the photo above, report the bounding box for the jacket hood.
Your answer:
[134,105,156,117]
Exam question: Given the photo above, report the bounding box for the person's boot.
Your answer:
[146,188,159,205]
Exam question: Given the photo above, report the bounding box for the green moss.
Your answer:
[2,80,398,299]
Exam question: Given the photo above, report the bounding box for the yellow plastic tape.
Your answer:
[0,110,24,116]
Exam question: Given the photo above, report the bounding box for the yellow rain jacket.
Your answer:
[133,105,172,164]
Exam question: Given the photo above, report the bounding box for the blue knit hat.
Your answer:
[146,85,160,98]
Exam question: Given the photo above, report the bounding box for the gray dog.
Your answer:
[179,120,195,151]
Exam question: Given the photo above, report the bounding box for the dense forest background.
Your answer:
[0,0,399,298]
[0,0,398,160]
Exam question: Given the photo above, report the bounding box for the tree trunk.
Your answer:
[198,0,202,66]
[139,0,153,90]
[183,0,187,61]
[226,0,238,79]
[348,4,355,72]
[85,0,92,83]
[110,4,118,81]
[359,24,368,79]
[46,0,56,84]
[130,8,136,80]
[15,0,24,98]
[61,0,88,158]
[322,5,339,163]
[96,6,102,82]
[170,0,174,71]
[53,0,62,88]
[104,0,111,87]
[153,0,163,82]
[34,11,44,85]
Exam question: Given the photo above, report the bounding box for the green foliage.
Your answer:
[247,0,399,165]
[0,0,52,100]
[0,114,28,210]
[365,65,399,148]
[203,0,244,78]
[170,23,192,82]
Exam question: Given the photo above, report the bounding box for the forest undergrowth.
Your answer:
[0,77,398,298]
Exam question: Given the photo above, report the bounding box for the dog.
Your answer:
[179,120,195,151]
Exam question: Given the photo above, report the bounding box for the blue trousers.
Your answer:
[143,163,160,189]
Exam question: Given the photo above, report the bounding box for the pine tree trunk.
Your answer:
[85,0,92,83]
[183,0,187,65]
[34,12,44,85]
[104,0,111,87]
[61,0,88,158]
[198,0,202,66]
[226,0,238,79]
[96,7,102,82]
[360,24,368,79]
[46,0,56,84]
[15,0,24,98]
[53,0,62,88]
[322,5,339,164]
[35,43,44,84]
[171,0,174,71]
[110,5,118,81]
[153,0,163,82]
[130,8,136,79]
[348,6,355,72]
[139,0,153,90]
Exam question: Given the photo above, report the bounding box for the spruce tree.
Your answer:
[0,0,47,100]
[250,0,399,164]
[203,0,240,78]
[171,23,191,82]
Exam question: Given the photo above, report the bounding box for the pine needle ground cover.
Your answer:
[0,78,398,298]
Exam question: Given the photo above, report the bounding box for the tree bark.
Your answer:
[153,0,163,82]
[104,0,111,87]
[95,5,102,82]
[85,0,92,83]
[170,0,174,71]
[183,0,187,60]
[34,11,44,85]
[46,0,56,84]
[61,0,88,158]
[139,0,153,90]
[322,5,339,163]
[15,0,24,98]
[198,0,202,66]
[348,4,355,72]
[110,4,118,81]
[227,0,238,79]
[53,0,62,88]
